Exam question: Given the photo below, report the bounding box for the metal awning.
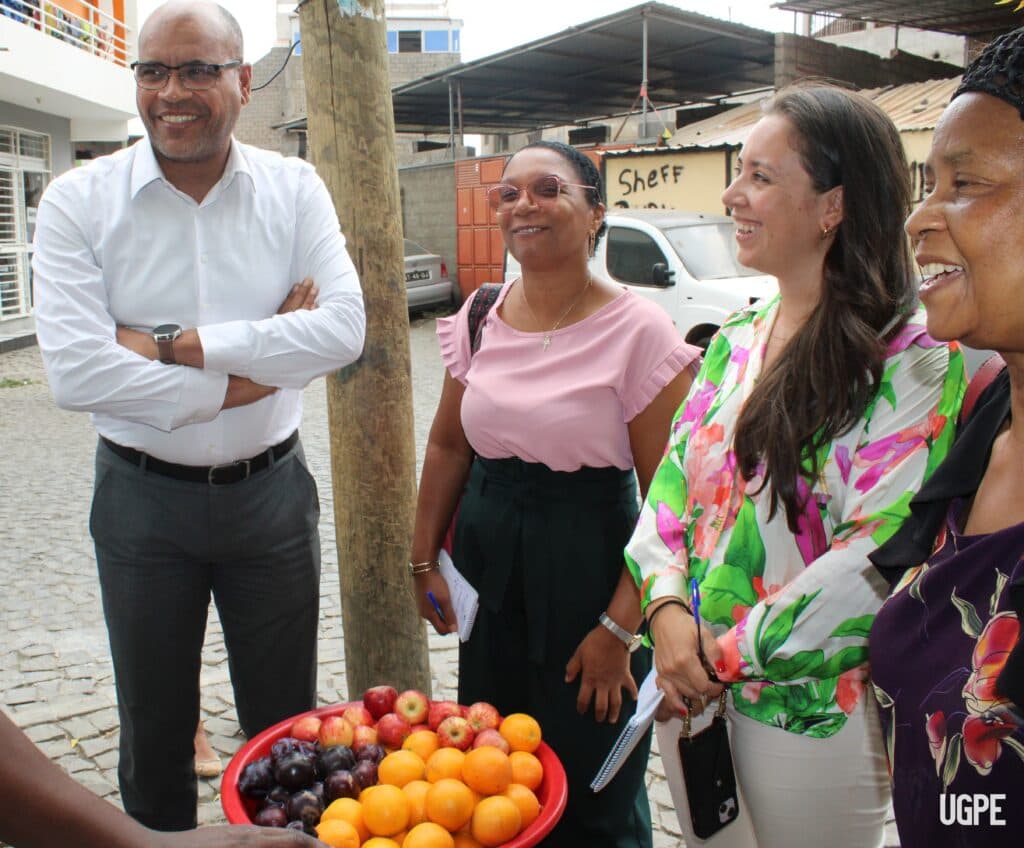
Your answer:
[772,1,1022,39]
[389,2,777,134]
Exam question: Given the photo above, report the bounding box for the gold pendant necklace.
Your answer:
[519,274,593,350]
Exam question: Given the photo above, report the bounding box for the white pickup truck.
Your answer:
[505,210,777,349]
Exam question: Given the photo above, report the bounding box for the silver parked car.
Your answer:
[404,239,456,312]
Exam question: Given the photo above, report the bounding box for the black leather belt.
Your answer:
[101,431,298,485]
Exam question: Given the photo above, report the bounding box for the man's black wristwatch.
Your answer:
[152,323,182,364]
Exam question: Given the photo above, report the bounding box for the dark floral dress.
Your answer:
[871,497,1024,846]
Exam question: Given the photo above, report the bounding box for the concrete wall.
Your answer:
[234,45,305,158]
[399,159,457,285]
[820,25,965,68]
[774,33,961,90]
[0,103,73,175]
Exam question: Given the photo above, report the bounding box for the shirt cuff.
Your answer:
[197,321,251,378]
[171,367,229,429]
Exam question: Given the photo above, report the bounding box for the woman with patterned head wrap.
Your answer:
[869,26,1024,847]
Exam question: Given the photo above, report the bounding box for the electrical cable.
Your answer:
[252,38,301,92]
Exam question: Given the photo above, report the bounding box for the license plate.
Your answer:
[405,269,430,282]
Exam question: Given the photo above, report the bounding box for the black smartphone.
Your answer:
[678,714,740,839]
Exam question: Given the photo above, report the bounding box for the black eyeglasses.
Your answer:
[486,175,597,212]
[130,61,243,91]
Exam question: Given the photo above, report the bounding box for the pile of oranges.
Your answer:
[314,713,545,848]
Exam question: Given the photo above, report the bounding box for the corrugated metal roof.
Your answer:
[615,76,962,152]
[773,1,1021,39]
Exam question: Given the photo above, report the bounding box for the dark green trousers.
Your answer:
[455,456,653,848]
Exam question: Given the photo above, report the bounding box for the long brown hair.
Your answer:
[733,85,916,532]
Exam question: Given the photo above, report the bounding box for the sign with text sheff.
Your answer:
[604,149,731,215]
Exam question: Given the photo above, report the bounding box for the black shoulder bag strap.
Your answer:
[467,283,502,355]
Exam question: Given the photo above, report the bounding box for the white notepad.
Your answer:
[438,549,479,642]
[590,669,664,792]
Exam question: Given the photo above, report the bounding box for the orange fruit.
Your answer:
[404,729,441,761]
[508,750,543,791]
[403,779,432,826]
[380,749,427,787]
[461,746,512,796]
[452,832,484,848]
[320,796,369,842]
[362,783,412,837]
[470,795,522,847]
[363,839,402,848]
[498,713,541,753]
[424,777,476,832]
[314,817,361,848]
[425,746,467,783]
[504,783,540,829]
[403,821,456,848]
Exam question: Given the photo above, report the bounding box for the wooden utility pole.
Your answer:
[298,0,431,695]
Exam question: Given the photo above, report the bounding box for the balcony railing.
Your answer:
[810,12,867,38]
[0,1,133,67]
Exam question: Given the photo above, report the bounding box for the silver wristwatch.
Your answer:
[599,611,642,652]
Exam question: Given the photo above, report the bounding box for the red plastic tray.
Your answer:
[222,702,568,847]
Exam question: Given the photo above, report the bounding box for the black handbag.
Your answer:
[677,692,740,840]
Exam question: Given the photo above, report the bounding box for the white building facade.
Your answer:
[0,0,137,321]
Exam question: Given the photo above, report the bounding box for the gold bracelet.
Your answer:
[409,560,440,576]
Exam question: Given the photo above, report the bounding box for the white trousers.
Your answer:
[656,695,890,848]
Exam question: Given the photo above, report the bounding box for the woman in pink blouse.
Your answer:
[409,141,701,847]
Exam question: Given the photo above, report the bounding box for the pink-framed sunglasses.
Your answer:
[486,174,598,212]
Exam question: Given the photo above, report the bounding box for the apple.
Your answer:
[318,715,354,748]
[376,712,413,749]
[437,716,475,751]
[411,723,430,734]
[363,685,399,720]
[465,701,500,733]
[427,700,462,731]
[351,724,379,752]
[472,727,510,754]
[395,689,429,725]
[289,715,322,743]
[342,704,374,728]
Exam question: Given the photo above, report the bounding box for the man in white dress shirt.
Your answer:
[31,0,365,830]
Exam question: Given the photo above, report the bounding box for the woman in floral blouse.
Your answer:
[625,85,966,847]
[868,27,1024,846]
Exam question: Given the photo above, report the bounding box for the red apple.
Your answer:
[395,689,429,725]
[318,715,354,748]
[411,723,430,734]
[342,705,374,728]
[437,716,475,751]
[472,728,510,754]
[376,712,412,749]
[351,724,379,752]
[289,715,322,742]
[363,685,398,720]
[427,700,462,731]
[465,701,501,733]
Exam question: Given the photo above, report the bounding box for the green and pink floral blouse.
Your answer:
[625,297,966,738]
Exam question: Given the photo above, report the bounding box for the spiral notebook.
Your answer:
[591,669,664,792]
[438,549,479,642]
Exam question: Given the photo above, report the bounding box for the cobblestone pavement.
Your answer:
[0,314,897,847]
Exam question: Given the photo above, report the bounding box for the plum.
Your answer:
[273,750,316,790]
[350,759,378,791]
[355,743,386,764]
[324,769,360,802]
[253,805,288,828]
[287,788,323,824]
[309,781,325,807]
[265,785,291,806]
[318,745,356,776]
[237,756,274,798]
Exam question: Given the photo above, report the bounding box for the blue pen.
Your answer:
[691,577,720,682]
[690,577,703,658]
[426,590,447,623]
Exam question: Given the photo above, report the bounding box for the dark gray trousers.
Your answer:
[90,438,321,831]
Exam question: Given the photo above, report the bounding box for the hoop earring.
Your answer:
[588,230,596,257]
